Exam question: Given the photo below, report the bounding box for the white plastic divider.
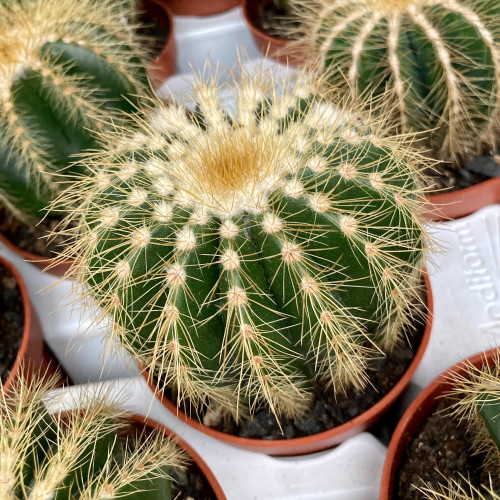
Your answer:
[173,7,260,75]
[410,204,500,394]
[45,377,387,500]
[0,241,137,383]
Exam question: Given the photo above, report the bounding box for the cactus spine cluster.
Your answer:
[60,66,431,418]
[0,372,185,499]
[295,0,500,161]
[0,0,150,222]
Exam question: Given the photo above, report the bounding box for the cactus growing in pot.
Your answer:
[384,351,500,499]
[445,353,500,486]
[0,371,186,499]
[407,355,500,498]
[0,0,151,228]
[293,0,500,163]
[59,65,432,420]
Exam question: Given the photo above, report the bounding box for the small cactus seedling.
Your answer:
[0,371,186,499]
[59,65,432,419]
[294,0,500,162]
[0,0,151,223]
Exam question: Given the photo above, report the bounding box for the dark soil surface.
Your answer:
[171,462,217,500]
[255,1,303,41]
[395,399,493,499]
[0,209,69,259]
[165,284,427,441]
[0,262,24,384]
[425,154,500,194]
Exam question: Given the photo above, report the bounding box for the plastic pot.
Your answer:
[423,176,500,221]
[157,0,240,16]
[380,348,499,499]
[0,232,73,278]
[1,255,45,391]
[143,272,433,456]
[141,0,177,86]
[243,0,305,66]
[131,415,226,499]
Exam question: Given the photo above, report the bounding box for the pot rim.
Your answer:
[380,347,500,499]
[424,175,500,221]
[0,255,33,391]
[156,0,240,17]
[142,271,433,455]
[146,0,176,87]
[242,0,288,49]
[0,231,73,277]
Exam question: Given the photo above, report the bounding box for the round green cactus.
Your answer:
[0,0,151,222]
[0,372,185,499]
[62,66,431,418]
[295,0,500,161]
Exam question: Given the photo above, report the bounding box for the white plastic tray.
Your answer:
[45,377,386,500]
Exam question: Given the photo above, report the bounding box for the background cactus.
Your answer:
[60,66,431,419]
[0,0,150,222]
[294,0,500,162]
[0,371,185,499]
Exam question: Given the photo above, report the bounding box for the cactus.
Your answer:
[0,0,150,222]
[59,65,431,419]
[0,371,185,499]
[295,0,500,162]
[446,353,500,482]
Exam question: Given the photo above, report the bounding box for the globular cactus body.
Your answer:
[298,0,500,160]
[0,0,150,221]
[64,67,430,418]
[0,374,184,499]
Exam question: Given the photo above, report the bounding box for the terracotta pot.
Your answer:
[380,348,499,499]
[0,232,73,278]
[143,272,433,456]
[423,176,500,221]
[131,415,226,499]
[243,0,305,66]
[1,256,45,391]
[141,0,177,87]
[157,0,240,16]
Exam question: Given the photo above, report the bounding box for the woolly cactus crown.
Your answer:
[294,0,500,162]
[0,0,150,221]
[60,65,432,418]
[0,372,185,499]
